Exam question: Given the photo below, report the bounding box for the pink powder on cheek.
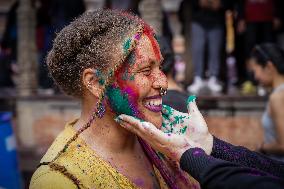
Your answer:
[113,66,144,118]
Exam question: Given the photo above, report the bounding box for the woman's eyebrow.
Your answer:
[136,59,150,68]
[152,57,164,66]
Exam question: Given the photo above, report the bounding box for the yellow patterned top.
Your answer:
[29,120,170,189]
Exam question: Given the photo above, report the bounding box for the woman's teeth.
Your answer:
[143,98,163,112]
[145,99,162,106]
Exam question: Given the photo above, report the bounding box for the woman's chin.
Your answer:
[143,115,162,129]
[138,106,163,129]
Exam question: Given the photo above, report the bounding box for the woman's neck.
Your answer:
[74,103,138,154]
[273,74,284,89]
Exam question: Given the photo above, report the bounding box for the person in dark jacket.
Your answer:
[187,0,229,94]
[116,96,284,189]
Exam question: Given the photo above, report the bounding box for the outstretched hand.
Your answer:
[161,96,213,155]
[115,96,213,162]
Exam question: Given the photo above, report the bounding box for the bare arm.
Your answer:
[261,93,284,155]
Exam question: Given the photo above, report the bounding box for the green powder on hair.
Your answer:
[123,38,132,54]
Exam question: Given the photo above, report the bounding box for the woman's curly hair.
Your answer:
[47,9,143,98]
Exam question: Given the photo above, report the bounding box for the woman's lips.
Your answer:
[144,104,162,112]
[143,95,162,112]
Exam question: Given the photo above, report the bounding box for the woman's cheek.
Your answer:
[106,84,140,117]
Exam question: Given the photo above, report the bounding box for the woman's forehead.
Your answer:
[134,35,162,63]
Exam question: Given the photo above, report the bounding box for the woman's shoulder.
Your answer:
[32,120,137,188]
[269,91,284,110]
[29,165,77,189]
[40,120,78,163]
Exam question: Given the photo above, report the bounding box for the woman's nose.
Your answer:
[152,70,168,90]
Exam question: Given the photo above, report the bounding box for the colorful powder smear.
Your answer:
[95,70,105,86]
[106,85,139,116]
[123,38,132,54]
[104,24,161,119]
[162,105,189,134]
[143,25,161,61]
[186,95,196,105]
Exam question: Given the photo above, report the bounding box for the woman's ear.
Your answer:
[82,68,103,98]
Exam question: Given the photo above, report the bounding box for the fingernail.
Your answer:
[187,95,196,105]
[114,116,123,123]
[142,122,149,128]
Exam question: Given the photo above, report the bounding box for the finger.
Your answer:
[116,115,144,133]
[186,95,197,114]
[118,114,170,144]
[115,115,142,135]
[186,100,208,132]
[188,100,203,118]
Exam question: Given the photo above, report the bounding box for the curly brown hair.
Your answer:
[47,9,144,98]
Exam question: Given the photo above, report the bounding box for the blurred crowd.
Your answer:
[1,0,284,96]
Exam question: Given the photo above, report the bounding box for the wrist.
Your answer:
[204,134,213,155]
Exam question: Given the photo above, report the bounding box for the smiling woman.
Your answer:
[29,9,199,189]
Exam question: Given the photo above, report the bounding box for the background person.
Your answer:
[249,43,284,161]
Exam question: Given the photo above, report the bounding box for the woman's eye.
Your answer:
[140,67,151,76]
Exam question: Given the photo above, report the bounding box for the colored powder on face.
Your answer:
[128,51,136,65]
[187,95,196,105]
[143,25,161,61]
[122,72,129,80]
[95,70,105,85]
[99,78,105,85]
[123,86,140,116]
[105,85,135,116]
[123,38,132,54]
[129,75,135,81]
[121,52,137,81]
[109,59,141,117]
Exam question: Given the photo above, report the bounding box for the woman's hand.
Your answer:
[161,96,213,155]
[116,114,200,162]
[115,96,213,161]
